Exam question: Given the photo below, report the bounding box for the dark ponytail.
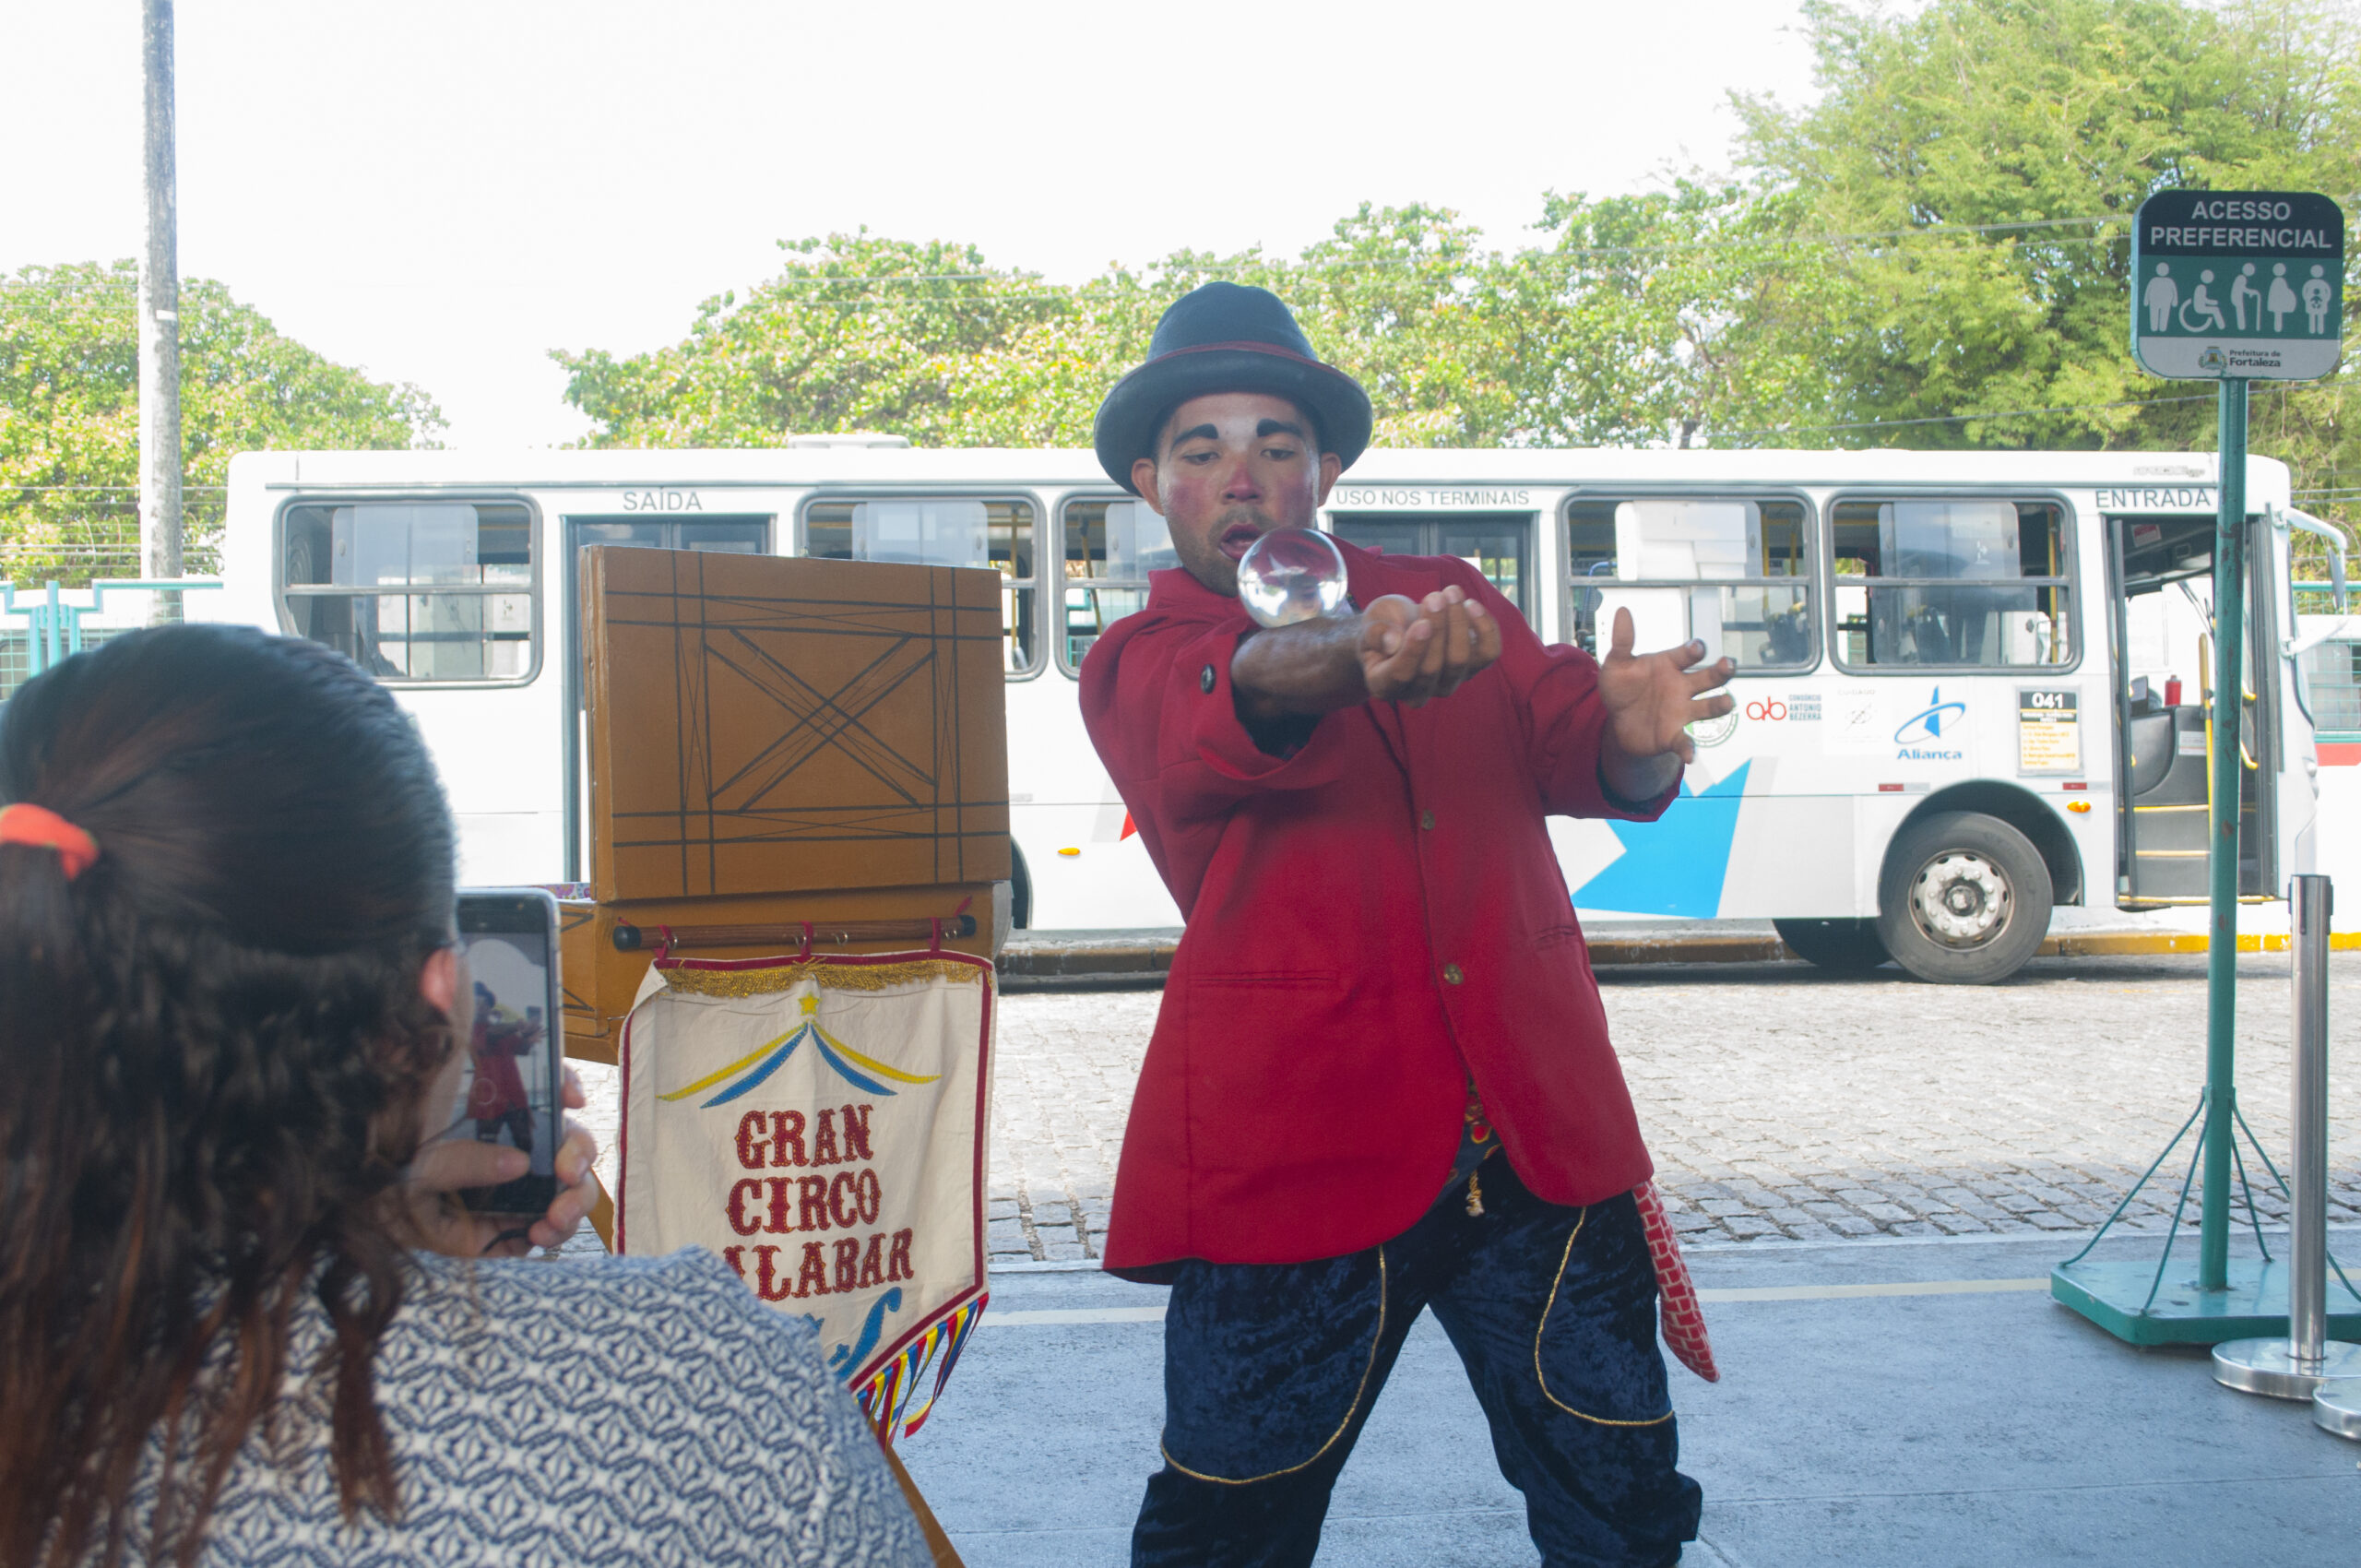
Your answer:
[0,625,459,1568]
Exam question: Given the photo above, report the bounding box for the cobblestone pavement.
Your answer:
[570,952,2361,1264]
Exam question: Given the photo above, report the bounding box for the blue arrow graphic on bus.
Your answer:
[1571,762,1750,920]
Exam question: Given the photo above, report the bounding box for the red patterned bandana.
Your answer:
[1634,1182,1718,1382]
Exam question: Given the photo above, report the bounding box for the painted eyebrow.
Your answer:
[1256,419,1307,440]
[1168,423,1219,447]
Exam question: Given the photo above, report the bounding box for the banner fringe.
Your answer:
[853,1292,989,1446]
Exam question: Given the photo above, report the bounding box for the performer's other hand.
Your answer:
[1596,608,1736,767]
[403,1065,601,1258]
[1359,586,1503,707]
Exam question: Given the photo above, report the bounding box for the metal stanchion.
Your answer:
[2323,1379,2361,1438]
[2215,876,2361,1398]
[2316,872,2361,1435]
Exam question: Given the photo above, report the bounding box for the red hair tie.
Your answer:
[0,803,100,881]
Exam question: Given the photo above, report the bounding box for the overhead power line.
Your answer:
[1706,380,2353,443]
[6,197,2353,298]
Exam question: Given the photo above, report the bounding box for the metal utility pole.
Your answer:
[139,0,184,622]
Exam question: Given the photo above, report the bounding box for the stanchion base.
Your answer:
[2051,1256,2361,1347]
[2315,1378,2361,1440]
[2212,1337,2361,1399]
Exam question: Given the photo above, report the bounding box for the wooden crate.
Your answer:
[582,546,1010,904]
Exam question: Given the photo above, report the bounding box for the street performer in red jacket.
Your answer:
[1081,282,1731,1567]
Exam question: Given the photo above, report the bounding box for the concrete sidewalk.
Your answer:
[898,1231,2361,1566]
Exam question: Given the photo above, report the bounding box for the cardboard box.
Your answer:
[583,547,1011,903]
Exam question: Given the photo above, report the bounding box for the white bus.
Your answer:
[160,441,2355,982]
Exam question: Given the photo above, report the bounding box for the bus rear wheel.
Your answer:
[1876,812,2052,985]
[1774,918,1891,974]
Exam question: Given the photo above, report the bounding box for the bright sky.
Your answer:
[0,1,1826,448]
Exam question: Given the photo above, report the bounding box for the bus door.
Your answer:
[1326,512,1533,619]
[2106,512,2276,906]
[560,515,772,881]
[2295,629,2361,891]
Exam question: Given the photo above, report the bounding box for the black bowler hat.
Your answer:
[1093,282,1373,494]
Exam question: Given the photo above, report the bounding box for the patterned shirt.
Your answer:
[118,1249,930,1567]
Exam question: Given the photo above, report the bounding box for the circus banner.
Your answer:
[616,949,991,1441]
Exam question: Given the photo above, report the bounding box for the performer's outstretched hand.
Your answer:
[1596,607,1736,770]
[1359,586,1503,707]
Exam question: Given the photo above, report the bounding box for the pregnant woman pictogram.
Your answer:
[2269,263,2298,332]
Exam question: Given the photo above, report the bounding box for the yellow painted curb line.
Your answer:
[2037,932,2361,956]
[1585,930,2361,967]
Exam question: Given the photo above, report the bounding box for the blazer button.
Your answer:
[1419,810,1436,831]
[1442,963,1464,985]
[1200,664,1216,694]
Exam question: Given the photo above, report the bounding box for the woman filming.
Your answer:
[0,625,926,1567]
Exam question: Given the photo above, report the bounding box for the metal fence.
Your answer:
[0,578,222,702]
[0,627,125,701]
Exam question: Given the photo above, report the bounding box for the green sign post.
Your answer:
[2053,191,2349,1344]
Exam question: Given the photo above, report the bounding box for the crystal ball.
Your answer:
[1237,529,1349,628]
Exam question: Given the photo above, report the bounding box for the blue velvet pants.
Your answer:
[1132,1160,1703,1567]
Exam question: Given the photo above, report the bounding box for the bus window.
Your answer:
[1060,498,1169,674]
[1440,521,1525,612]
[1566,511,1616,654]
[278,500,536,683]
[2299,639,2361,738]
[1830,500,2072,671]
[1562,497,1812,668]
[803,498,1038,675]
[1326,515,1532,616]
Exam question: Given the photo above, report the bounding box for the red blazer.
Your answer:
[1080,540,1675,1277]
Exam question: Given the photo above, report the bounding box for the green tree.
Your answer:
[1,259,441,585]
[1729,0,2359,494]
[941,206,1529,449]
[554,233,1076,448]
[1263,204,1522,446]
[930,269,1163,447]
[1509,179,1858,447]
[556,0,2358,545]
[560,208,1546,453]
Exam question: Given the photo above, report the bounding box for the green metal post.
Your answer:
[2201,378,2248,1292]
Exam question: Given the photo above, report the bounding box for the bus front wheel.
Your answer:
[1876,812,2052,985]
[1773,918,1890,974]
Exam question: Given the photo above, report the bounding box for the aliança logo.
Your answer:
[1894,685,1967,761]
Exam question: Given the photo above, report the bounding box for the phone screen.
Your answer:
[454,890,564,1215]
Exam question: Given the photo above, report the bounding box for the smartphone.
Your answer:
[453,888,565,1215]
